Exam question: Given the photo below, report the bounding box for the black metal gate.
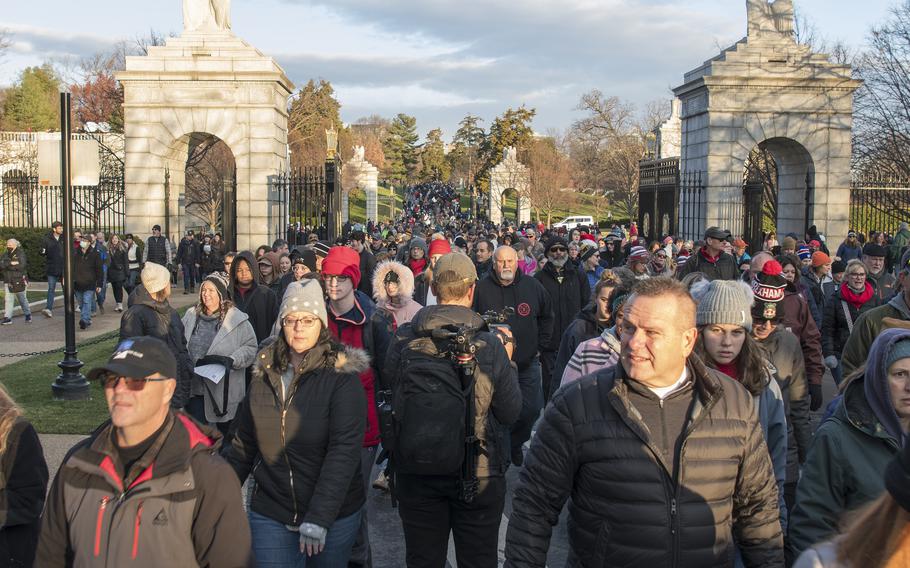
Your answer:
[271,157,342,244]
[742,178,764,252]
[850,174,910,236]
[638,158,680,243]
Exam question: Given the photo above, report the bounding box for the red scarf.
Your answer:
[716,361,739,380]
[840,281,874,309]
[699,247,721,264]
[408,257,427,276]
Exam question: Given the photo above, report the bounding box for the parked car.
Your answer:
[552,215,595,231]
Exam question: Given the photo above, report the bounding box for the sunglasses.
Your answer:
[549,246,567,253]
[101,374,170,391]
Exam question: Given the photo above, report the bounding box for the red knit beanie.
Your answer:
[428,239,452,257]
[322,246,362,288]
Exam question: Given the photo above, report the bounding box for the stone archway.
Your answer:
[741,138,815,248]
[489,147,531,225]
[341,146,379,223]
[117,25,294,250]
[672,0,861,241]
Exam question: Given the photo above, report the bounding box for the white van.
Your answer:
[552,215,595,231]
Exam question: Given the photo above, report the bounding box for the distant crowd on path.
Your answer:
[1,183,910,567]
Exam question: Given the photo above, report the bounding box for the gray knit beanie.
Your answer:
[279,279,327,329]
[691,279,754,331]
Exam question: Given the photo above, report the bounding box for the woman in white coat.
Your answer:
[182,272,258,435]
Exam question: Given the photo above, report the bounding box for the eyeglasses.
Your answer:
[101,374,170,391]
[322,274,351,284]
[282,316,321,329]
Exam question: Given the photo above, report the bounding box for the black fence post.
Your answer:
[52,92,90,401]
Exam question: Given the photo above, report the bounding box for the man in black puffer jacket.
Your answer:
[534,236,589,402]
[505,278,784,568]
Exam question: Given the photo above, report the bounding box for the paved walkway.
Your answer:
[0,282,198,368]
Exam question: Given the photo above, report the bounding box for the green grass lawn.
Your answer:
[348,185,405,223]
[1,334,117,435]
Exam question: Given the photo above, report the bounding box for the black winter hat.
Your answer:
[863,243,887,258]
[545,236,569,253]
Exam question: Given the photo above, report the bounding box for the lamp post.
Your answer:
[52,92,90,401]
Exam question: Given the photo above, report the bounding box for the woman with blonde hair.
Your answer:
[0,384,49,567]
[794,437,910,567]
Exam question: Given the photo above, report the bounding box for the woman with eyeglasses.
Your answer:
[225,278,368,567]
[182,273,258,435]
[821,259,879,386]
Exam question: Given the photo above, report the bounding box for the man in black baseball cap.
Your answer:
[677,227,740,281]
[38,335,252,566]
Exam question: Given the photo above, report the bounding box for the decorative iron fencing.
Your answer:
[638,158,706,243]
[270,159,342,244]
[850,175,910,237]
[0,173,125,233]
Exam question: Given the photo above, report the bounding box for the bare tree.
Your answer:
[526,136,575,226]
[184,135,234,230]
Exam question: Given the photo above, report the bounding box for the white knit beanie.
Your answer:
[279,279,328,329]
[691,279,754,331]
[141,263,171,294]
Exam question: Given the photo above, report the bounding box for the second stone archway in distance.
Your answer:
[489,147,531,225]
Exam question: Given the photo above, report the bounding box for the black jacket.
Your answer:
[384,305,522,477]
[176,238,199,265]
[358,249,377,299]
[0,247,27,288]
[199,249,222,276]
[505,356,784,567]
[224,340,368,528]
[144,235,170,266]
[473,269,554,371]
[0,419,48,568]
[37,412,251,568]
[534,261,590,352]
[72,247,102,293]
[41,232,65,278]
[413,272,430,306]
[552,304,604,387]
[676,248,740,281]
[230,251,280,344]
[121,286,193,408]
[108,244,128,284]
[821,286,877,359]
[475,258,493,281]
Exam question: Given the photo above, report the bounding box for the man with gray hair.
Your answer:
[474,246,554,466]
[1,238,31,325]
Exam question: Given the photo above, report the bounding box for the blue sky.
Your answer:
[0,0,896,139]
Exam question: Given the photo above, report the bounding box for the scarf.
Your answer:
[408,257,427,276]
[716,361,739,380]
[840,281,874,310]
[699,246,721,265]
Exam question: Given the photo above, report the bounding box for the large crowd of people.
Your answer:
[1,183,909,567]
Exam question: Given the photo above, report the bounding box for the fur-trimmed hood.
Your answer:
[371,260,415,302]
[254,338,371,384]
[334,345,371,375]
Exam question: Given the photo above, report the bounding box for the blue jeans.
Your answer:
[249,509,361,568]
[511,357,542,456]
[182,262,197,290]
[96,273,108,307]
[46,274,61,310]
[4,284,31,319]
[78,290,95,325]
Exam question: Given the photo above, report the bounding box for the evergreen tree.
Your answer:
[476,106,536,190]
[2,64,60,131]
[383,113,420,185]
[420,128,450,181]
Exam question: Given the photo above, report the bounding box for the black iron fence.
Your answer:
[850,174,910,236]
[270,158,342,244]
[0,173,125,233]
[638,158,705,242]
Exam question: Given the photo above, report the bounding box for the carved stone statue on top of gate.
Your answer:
[747,0,793,38]
[183,0,231,32]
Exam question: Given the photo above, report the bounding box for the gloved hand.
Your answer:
[299,522,327,556]
[824,356,839,369]
[809,383,823,411]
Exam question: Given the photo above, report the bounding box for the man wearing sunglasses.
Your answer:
[37,336,251,567]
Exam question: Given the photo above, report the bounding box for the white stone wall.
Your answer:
[117,31,294,250]
[673,25,861,242]
[341,150,380,223]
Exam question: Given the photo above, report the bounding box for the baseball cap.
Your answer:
[433,252,477,284]
[87,337,177,381]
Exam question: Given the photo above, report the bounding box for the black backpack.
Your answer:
[391,331,476,477]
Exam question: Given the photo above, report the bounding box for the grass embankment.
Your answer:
[1,335,117,435]
[0,290,49,305]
